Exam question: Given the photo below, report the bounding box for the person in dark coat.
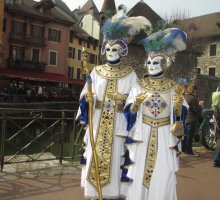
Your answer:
[184,85,201,156]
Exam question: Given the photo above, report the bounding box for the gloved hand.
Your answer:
[85,91,94,102]
[107,92,127,101]
[131,92,147,113]
[171,121,184,137]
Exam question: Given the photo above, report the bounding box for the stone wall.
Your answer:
[197,41,220,77]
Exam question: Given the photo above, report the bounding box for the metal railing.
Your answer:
[0,108,84,171]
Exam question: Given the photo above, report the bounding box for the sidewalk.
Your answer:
[0,147,220,200]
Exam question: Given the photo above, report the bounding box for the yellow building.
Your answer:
[68,25,99,80]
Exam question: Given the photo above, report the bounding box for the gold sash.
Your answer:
[142,116,170,188]
[87,79,117,189]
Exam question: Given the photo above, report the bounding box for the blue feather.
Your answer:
[138,28,187,54]
[101,19,131,40]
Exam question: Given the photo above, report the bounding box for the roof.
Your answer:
[78,0,100,23]
[0,68,85,85]
[127,1,162,25]
[71,25,91,40]
[100,0,116,14]
[170,12,220,39]
[5,0,74,26]
[54,0,72,16]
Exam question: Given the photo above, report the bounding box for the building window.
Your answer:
[3,17,6,32]
[68,66,73,79]
[43,5,51,15]
[12,20,26,34]
[209,44,217,56]
[32,25,44,38]
[93,43,96,50]
[49,50,58,66]
[68,47,75,59]
[78,49,82,60]
[87,42,90,48]
[48,28,61,42]
[209,67,215,76]
[70,32,74,43]
[32,48,40,62]
[11,46,25,60]
[77,68,81,79]
[90,53,96,64]
[197,68,201,74]
[79,39,82,45]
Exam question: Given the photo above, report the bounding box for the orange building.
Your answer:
[0,0,80,88]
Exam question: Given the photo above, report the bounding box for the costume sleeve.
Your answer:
[124,81,139,131]
[78,96,88,125]
[75,69,96,125]
[171,85,189,136]
[124,104,137,132]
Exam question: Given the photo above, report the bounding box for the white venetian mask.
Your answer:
[105,43,121,62]
[146,55,165,76]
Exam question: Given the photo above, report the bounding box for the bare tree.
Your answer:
[162,8,191,23]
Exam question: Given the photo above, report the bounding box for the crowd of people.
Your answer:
[0,81,79,103]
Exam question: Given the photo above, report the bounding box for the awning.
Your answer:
[0,68,85,85]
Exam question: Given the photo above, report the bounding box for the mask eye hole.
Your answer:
[147,61,151,65]
[153,61,159,65]
[112,48,118,52]
[106,48,110,52]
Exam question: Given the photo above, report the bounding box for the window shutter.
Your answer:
[23,23,27,34]
[48,29,51,40]
[58,30,61,42]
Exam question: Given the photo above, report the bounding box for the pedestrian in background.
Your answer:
[212,84,220,167]
[184,85,201,156]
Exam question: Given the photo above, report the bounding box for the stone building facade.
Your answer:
[197,41,220,77]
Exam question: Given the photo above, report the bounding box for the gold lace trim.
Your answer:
[139,77,176,91]
[143,126,158,188]
[95,64,133,79]
[87,79,117,189]
[142,116,170,127]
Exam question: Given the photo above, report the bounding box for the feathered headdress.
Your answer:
[101,4,152,56]
[138,28,187,61]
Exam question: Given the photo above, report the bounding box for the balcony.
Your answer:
[10,32,47,47]
[8,57,46,72]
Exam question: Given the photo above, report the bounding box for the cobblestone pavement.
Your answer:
[0,147,220,200]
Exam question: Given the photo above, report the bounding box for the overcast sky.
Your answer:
[60,0,220,18]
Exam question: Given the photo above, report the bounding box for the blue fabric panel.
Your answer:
[124,104,137,131]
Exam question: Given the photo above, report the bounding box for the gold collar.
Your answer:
[95,64,133,79]
[139,76,176,91]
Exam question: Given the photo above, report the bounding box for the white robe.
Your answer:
[77,65,137,199]
[121,79,188,200]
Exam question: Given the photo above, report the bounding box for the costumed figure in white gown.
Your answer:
[120,28,188,200]
[76,5,152,199]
